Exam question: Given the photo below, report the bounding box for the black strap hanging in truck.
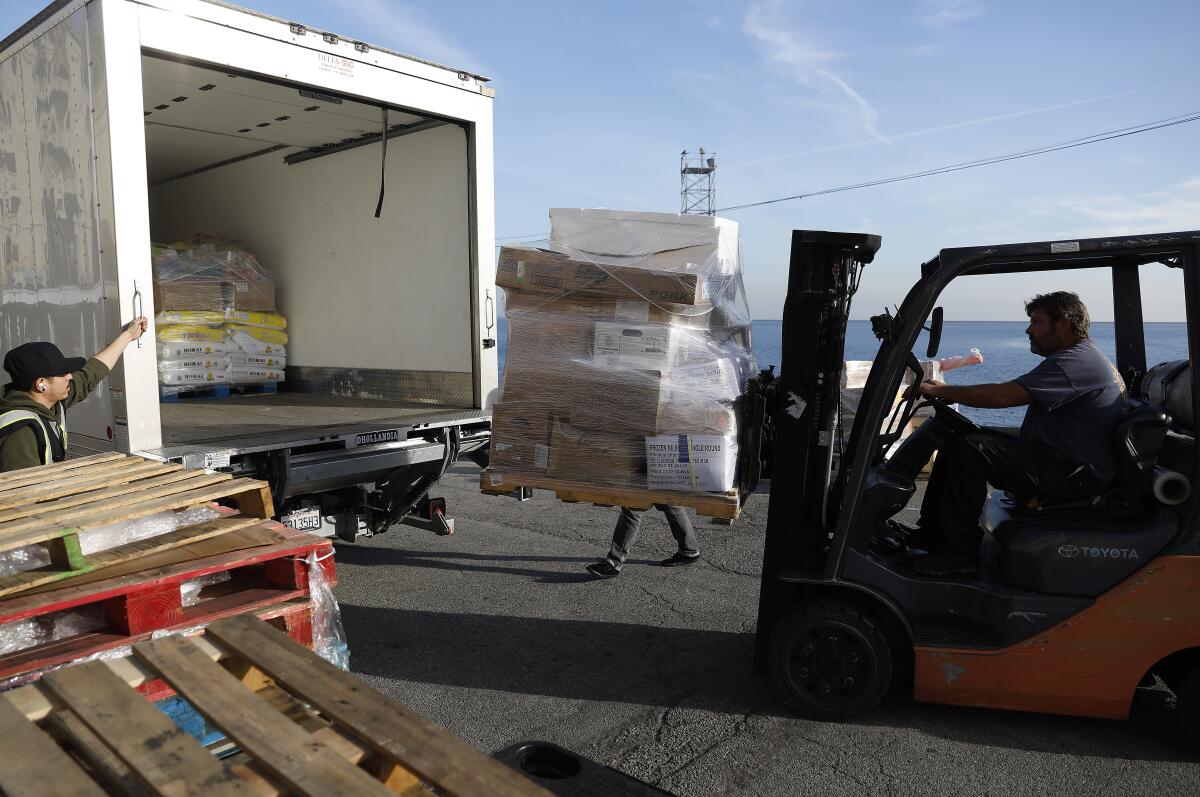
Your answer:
[374,106,388,218]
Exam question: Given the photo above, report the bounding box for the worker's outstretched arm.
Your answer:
[66,318,150,408]
[92,318,149,370]
[917,379,1032,409]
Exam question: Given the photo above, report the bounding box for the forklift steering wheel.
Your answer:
[926,396,980,435]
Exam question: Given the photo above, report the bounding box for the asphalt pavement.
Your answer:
[331,463,1199,796]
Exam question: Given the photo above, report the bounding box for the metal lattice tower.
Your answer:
[680,148,716,215]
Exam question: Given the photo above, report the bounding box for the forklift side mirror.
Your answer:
[926,306,944,358]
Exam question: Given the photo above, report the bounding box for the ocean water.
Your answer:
[496,318,1190,427]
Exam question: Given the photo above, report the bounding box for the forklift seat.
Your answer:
[980,400,1178,596]
[1008,399,1171,517]
[981,494,1177,596]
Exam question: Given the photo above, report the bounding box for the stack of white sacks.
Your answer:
[156,310,288,395]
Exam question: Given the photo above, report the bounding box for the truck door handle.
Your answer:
[483,289,496,349]
[133,280,144,349]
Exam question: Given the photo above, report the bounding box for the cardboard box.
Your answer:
[504,289,709,329]
[153,279,276,312]
[569,369,666,433]
[497,246,707,305]
[489,404,552,473]
[646,434,738,493]
[593,322,709,370]
[549,208,739,275]
[547,419,644,487]
[568,366,739,436]
[656,399,737,436]
[500,305,593,405]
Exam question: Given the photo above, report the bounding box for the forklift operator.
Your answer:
[0,318,149,473]
[903,292,1126,576]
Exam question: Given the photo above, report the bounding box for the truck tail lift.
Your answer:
[750,229,1200,746]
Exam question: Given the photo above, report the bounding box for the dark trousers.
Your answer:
[607,504,698,569]
[919,430,1087,556]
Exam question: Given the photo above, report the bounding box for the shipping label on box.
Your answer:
[666,359,742,401]
[646,434,737,493]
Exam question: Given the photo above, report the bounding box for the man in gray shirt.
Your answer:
[904,291,1126,575]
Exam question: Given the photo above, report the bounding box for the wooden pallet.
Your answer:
[0,454,274,598]
[160,382,279,403]
[480,469,741,520]
[0,523,332,686]
[0,614,552,797]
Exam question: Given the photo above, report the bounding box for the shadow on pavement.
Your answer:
[333,543,659,584]
[343,601,1195,763]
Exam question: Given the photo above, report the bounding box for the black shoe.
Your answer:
[885,519,919,538]
[908,551,980,577]
[875,521,936,554]
[660,551,700,567]
[586,560,620,579]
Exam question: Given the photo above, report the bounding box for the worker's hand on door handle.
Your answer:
[123,317,149,343]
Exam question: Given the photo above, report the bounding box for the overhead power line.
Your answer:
[496,232,547,242]
[716,109,1200,213]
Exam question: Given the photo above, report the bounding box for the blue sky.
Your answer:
[4,0,1198,320]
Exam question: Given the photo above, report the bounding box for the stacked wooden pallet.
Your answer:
[0,453,332,688]
[0,614,551,796]
[480,470,741,520]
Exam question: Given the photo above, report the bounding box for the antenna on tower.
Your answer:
[680,147,717,215]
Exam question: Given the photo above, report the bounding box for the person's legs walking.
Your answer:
[607,507,643,567]
[587,507,643,578]
[658,504,700,566]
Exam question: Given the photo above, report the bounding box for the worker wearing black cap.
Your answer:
[0,317,149,472]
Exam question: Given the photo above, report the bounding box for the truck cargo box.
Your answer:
[1,0,498,535]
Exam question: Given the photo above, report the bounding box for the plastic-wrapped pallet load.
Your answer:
[152,240,289,397]
[491,209,755,499]
[153,238,276,313]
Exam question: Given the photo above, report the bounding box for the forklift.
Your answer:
[746,230,1200,745]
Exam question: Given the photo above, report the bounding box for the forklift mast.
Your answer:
[753,231,881,671]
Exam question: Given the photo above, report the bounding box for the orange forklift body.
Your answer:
[914,555,1200,719]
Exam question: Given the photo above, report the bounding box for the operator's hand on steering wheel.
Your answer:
[920,378,946,398]
[904,378,944,401]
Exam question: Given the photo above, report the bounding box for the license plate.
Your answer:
[281,508,322,532]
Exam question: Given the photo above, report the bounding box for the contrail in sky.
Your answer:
[729,89,1144,169]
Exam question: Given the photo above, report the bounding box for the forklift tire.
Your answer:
[771,599,892,721]
[1175,666,1200,751]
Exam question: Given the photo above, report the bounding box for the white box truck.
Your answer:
[1,0,499,539]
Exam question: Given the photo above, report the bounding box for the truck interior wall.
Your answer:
[147,122,476,407]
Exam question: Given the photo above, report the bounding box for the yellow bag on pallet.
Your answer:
[223,324,288,345]
[157,325,229,343]
[222,310,287,330]
[155,310,226,327]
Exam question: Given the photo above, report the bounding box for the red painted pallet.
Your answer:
[0,518,332,687]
